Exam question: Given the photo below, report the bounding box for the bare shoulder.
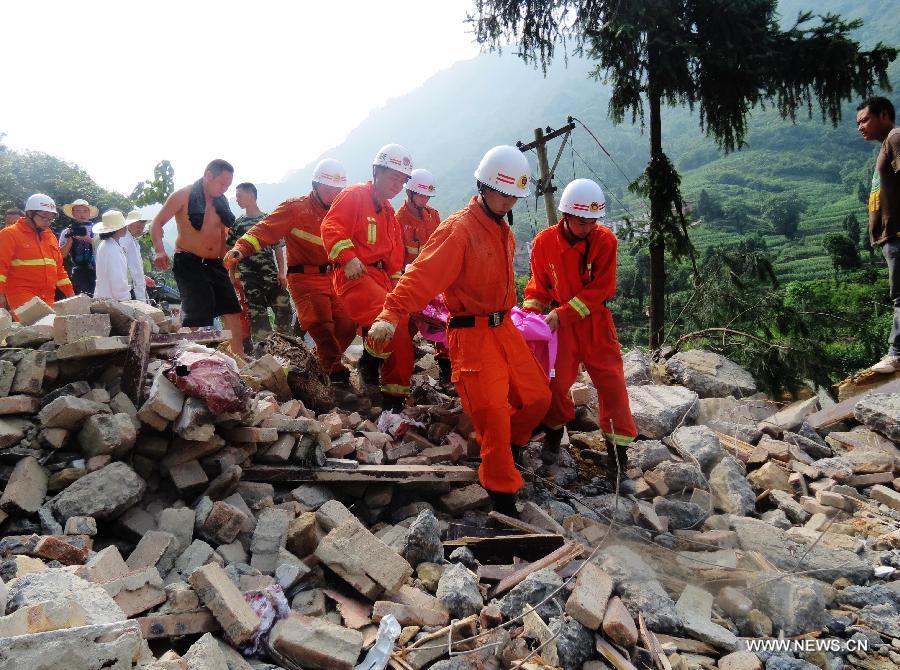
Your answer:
[887,128,900,152]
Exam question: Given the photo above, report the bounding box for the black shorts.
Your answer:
[172,252,241,327]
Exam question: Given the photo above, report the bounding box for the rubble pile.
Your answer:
[0,298,898,670]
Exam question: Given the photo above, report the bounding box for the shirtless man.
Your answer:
[150,159,244,354]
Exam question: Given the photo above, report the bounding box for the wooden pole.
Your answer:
[533,127,559,227]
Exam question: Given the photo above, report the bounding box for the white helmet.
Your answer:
[312,158,348,189]
[406,169,436,196]
[373,144,413,177]
[559,178,607,218]
[24,193,57,214]
[474,145,530,198]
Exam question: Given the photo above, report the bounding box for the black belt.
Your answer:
[368,260,386,270]
[174,251,223,266]
[288,263,333,274]
[448,310,506,329]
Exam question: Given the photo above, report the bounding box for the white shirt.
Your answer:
[94,238,132,300]
[122,231,148,302]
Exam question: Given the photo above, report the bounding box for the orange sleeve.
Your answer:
[558,230,617,326]
[321,188,360,265]
[523,237,553,313]
[378,221,465,325]
[425,208,441,241]
[235,200,299,258]
[0,229,13,295]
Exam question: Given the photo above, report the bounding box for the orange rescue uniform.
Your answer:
[524,220,637,446]
[396,201,441,266]
[378,197,551,494]
[232,194,356,375]
[321,182,413,397]
[0,218,74,313]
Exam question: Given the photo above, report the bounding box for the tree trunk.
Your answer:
[648,60,666,350]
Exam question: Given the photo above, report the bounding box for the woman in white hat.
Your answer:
[123,209,152,302]
[93,210,132,301]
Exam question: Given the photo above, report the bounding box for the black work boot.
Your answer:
[437,357,452,385]
[605,440,633,494]
[488,491,519,517]
[382,395,406,414]
[511,443,525,468]
[540,425,565,465]
[357,350,383,387]
[329,368,351,386]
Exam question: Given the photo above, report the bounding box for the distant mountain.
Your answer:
[254,0,898,283]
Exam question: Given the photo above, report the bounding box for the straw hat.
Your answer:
[125,209,151,224]
[62,198,99,219]
[92,210,129,235]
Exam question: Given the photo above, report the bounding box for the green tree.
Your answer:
[468,0,895,348]
[695,189,723,220]
[843,212,861,247]
[764,193,806,239]
[130,160,174,207]
[823,232,862,272]
[722,202,754,235]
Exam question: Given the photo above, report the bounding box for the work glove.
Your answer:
[344,257,365,280]
[223,249,243,271]
[368,319,396,346]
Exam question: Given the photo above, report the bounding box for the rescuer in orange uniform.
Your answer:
[0,193,74,314]
[396,169,441,266]
[395,168,452,385]
[523,178,637,489]
[320,144,414,412]
[225,159,356,383]
[368,146,551,515]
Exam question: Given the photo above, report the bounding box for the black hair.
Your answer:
[858,96,896,122]
[236,182,257,198]
[205,159,235,176]
[99,231,116,240]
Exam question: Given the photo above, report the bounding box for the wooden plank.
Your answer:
[806,378,900,429]
[595,636,639,670]
[488,511,549,535]
[120,320,151,407]
[149,330,231,348]
[489,543,582,598]
[241,463,477,484]
[444,534,565,563]
[639,614,673,670]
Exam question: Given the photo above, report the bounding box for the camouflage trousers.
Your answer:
[231,270,297,344]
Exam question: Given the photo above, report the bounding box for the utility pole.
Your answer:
[517,118,575,228]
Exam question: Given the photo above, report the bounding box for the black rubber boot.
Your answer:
[488,491,518,517]
[605,441,633,494]
[437,357,452,385]
[382,395,406,414]
[358,350,382,387]
[329,368,351,386]
[511,443,525,468]
[540,425,565,465]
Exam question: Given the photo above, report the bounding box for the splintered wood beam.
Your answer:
[120,320,151,407]
[489,542,582,598]
[805,378,900,428]
[149,330,231,348]
[241,463,477,485]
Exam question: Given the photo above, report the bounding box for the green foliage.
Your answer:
[130,160,175,207]
[822,232,862,271]
[0,148,131,215]
[764,193,807,239]
[842,212,861,247]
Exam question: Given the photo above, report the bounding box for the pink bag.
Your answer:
[414,296,449,346]
[510,306,557,379]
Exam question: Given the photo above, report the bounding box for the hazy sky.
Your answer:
[3,1,481,196]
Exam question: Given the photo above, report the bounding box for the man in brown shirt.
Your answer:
[150,159,244,354]
[858,97,900,373]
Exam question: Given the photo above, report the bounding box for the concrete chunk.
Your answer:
[13,296,54,325]
[270,613,364,670]
[0,456,47,514]
[565,563,613,630]
[189,563,260,647]
[141,372,185,421]
[315,519,413,599]
[250,507,292,574]
[53,313,111,344]
[11,350,46,396]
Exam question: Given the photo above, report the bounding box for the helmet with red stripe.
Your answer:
[474,145,530,198]
[406,169,436,196]
[559,178,606,218]
[373,144,413,177]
